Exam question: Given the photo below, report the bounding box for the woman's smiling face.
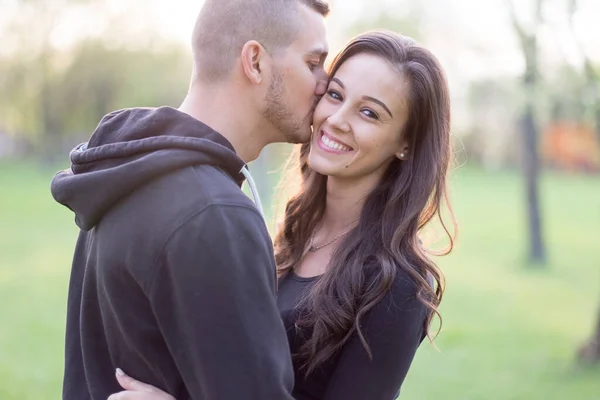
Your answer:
[308,52,411,185]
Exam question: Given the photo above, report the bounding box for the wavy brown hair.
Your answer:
[273,31,456,376]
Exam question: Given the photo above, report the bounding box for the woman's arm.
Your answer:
[322,275,429,400]
[107,369,175,400]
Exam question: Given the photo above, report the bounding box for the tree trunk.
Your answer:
[590,73,600,145]
[521,103,545,264]
[521,35,546,265]
[578,305,600,364]
[594,104,600,144]
[506,0,547,265]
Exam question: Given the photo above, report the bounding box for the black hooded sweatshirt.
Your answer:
[51,107,295,400]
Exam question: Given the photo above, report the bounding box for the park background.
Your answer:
[1,0,599,398]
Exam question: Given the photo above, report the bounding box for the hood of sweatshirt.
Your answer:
[51,106,246,231]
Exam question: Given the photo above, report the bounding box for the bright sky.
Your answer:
[141,0,600,106]
[1,0,598,93]
[143,0,600,72]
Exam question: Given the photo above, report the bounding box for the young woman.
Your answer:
[108,30,455,400]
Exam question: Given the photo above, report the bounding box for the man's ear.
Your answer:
[241,40,268,85]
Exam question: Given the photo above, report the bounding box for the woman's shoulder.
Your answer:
[364,262,430,317]
[388,270,426,307]
[359,264,430,339]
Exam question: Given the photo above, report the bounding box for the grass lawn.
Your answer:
[0,161,599,399]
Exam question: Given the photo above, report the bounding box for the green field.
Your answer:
[1,161,599,399]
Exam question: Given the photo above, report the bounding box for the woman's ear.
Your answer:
[396,140,410,160]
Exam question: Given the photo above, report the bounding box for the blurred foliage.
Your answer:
[0,0,191,160]
[0,40,190,159]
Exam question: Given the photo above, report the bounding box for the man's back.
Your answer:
[52,107,294,399]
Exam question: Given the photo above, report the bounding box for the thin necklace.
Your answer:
[308,225,355,253]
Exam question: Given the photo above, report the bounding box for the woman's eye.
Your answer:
[308,63,319,71]
[327,90,342,101]
[361,109,379,120]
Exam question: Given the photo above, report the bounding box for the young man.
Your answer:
[50,0,329,399]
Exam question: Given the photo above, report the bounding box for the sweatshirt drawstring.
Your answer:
[240,166,265,221]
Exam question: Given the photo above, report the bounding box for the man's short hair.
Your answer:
[191,0,329,82]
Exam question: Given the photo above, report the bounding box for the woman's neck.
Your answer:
[319,174,379,235]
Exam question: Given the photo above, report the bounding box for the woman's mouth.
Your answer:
[318,131,353,153]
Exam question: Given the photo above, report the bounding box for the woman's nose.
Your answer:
[327,108,351,133]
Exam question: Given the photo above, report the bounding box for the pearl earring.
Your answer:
[400,153,405,159]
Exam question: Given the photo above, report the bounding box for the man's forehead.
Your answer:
[288,32,328,58]
[294,4,329,52]
[296,25,329,56]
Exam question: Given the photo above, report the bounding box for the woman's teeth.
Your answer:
[321,134,351,152]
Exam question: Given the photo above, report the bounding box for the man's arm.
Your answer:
[63,231,93,400]
[145,203,294,400]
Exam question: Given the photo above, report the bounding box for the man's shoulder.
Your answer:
[124,163,254,217]
[155,164,265,237]
[98,164,261,259]
[189,164,253,207]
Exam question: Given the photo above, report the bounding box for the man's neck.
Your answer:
[178,84,269,163]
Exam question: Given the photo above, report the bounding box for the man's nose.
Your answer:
[314,69,329,96]
[315,80,327,96]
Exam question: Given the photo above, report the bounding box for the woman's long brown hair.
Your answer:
[273,31,457,376]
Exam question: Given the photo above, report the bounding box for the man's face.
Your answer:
[263,4,329,144]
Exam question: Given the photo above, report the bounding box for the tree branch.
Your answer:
[535,0,544,27]
[504,0,527,45]
[567,0,599,82]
